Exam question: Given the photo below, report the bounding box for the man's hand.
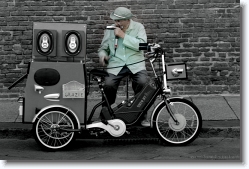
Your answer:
[114,27,125,39]
[99,55,110,66]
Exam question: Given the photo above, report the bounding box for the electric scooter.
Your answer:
[9,43,202,150]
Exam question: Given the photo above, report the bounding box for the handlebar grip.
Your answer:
[139,46,148,50]
[139,43,148,50]
[139,43,148,46]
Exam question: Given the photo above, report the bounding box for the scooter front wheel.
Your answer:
[33,108,77,151]
[153,98,202,145]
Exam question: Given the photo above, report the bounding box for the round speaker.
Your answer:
[36,30,54,56]
[34,68,60,86]
[64,31,82,56]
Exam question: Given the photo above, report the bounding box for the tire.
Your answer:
[33,107,78,151]
[153,98,202,145]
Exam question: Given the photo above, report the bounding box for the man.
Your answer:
[98,7,150,127]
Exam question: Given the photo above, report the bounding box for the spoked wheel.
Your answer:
[153,98,202,145]
[33,108,78,151]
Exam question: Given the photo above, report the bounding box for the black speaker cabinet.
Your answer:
[32,22,87,62]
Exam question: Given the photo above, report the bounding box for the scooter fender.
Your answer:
[32,105,81,129]
[150,97,184,128]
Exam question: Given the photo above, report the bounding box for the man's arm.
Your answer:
[98,30,111,66]
[122,25,147,51]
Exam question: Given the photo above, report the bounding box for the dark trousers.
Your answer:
[103,66,148,106]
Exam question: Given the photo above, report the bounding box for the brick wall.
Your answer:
[0,0,240,99]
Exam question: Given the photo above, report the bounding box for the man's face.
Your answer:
[114,19,129,29]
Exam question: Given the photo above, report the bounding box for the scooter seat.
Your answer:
[90,69,109,77]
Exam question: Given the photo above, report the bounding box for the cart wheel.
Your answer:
[153,98,202,146]
[33,108,78,151]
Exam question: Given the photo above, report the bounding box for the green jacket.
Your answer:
[98,19,147,75]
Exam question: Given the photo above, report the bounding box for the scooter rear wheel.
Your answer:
[153,98,202,145]
[33,108,77,151]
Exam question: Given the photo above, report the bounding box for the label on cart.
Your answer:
[62,81,85,98]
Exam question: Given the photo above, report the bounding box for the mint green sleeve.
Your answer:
[123,25,147,52]
[98,30,111,58]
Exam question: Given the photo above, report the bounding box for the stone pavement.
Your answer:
[0,95,241,139]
